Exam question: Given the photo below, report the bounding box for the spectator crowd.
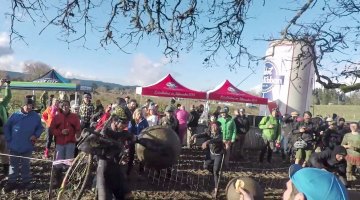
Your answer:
[0,79,359,200]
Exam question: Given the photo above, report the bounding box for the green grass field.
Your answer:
[312,105,360,122]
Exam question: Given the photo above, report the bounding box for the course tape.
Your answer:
[0,153,73,166]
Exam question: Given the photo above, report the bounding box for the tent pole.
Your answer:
[75,92,78,105]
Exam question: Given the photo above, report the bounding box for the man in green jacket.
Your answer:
[0,79,12,176]
[258,108,281,164]
[217,106,236,168]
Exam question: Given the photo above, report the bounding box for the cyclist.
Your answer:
[94,106,136,200]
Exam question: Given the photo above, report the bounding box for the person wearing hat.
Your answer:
[258,108,281,164]
[232,108,250,159]
[236,164,349,200]
[322,120,343,150]
[217,106,236,168]
[212,106,221,121]
[190,121,224,197]
[3,96,44,192]
[159,105,179,134]
[93,110,136,200]
[282,111,299,163]
[337,117,350,137]
[79,93,95,129]
[0,79,11,176]
[308,145,348,186]
[285,164,349,200]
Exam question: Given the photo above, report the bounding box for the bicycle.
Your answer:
[56,117,128,200]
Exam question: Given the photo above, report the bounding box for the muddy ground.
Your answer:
[0,140,359,200]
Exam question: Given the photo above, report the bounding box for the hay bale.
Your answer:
[136,125,181,169]
[225,176,264,200]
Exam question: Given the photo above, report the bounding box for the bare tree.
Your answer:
[0,70,9,80]
[22,61,51,80]
[5,0,360,92]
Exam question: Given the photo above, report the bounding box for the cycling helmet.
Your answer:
[111,106,128,122]
[294,139,307,149]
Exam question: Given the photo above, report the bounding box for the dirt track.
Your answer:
[0,141,359,200]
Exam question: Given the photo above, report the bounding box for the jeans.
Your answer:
[8,150,32,184]
[204,151,223,187]
[55,143,76,160]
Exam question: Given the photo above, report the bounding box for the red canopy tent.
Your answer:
[135,74,207,99]
[207,80,268,104]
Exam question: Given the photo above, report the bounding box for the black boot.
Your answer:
[0,164,9,176]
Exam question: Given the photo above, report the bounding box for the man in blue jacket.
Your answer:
[4,96,43,192]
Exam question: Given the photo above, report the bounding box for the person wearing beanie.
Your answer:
[322,120,343,150]
[3,96,43,192]
[338,117,350,137]
[308,145,348,186]
[79,93,95,129]
[0,79,11,177]
[217,106,236,168]
[258,108,281,164]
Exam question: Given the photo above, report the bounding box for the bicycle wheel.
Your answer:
[57,152,93,200]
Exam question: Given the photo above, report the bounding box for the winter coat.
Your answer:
[309,146,347,178]
[322,128,343,149]
[42,106,59,127]
[159,116,179,133]
[233,115,250,135]
[79,102,95,124]
[187,110,200,128]
[147,115,159,127]
[217,115,236,142]
[258,116,281,141]
[194,130,224,155]
[176,109,189,125]
[4,110,43,153]
[0,87,11,134]
[128,117,149,136]
[292,121,316,148]
[50,111,81,145]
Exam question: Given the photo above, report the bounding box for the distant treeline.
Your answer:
[313,88,360,105]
